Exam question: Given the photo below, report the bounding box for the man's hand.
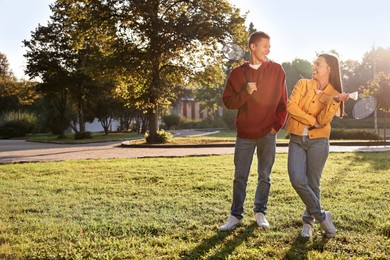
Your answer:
[246,82,257,95]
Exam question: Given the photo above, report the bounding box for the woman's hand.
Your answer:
[314,122,325,128]
[333,92,350,102]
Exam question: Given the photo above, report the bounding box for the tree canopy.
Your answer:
[23,0,248,142]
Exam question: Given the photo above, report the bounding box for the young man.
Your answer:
[220,31,288,231]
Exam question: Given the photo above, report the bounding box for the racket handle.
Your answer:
[348,91,358,100]
[333,91,358,101]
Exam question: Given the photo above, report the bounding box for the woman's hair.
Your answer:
[248,31,270,49]
[319,53,344,117]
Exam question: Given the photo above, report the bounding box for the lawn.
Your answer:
[0,153,389,259]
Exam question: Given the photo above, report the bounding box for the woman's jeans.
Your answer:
[231,134,276,219]
[288,134,329,224]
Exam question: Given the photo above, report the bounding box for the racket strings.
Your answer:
[352,96,377,119]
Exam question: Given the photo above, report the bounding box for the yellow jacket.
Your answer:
[284,79,341,139]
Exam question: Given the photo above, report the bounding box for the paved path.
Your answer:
[1,138,389,164]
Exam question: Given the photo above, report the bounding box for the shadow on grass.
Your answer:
[353,152,390,171]
[180,223,257,259]
[282,233,331,260]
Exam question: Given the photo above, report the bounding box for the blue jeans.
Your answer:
[288,134,329,224]
[230,134,276,219]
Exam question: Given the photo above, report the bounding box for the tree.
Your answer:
[282,59,312,94]
[23,1,111,136]
[23,0,247,142]
[193,64,226,118]
[0,52,14,81]
[1,52,39,114]
[113,0,247,142]
[361,72,390,141]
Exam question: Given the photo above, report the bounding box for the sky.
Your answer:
[1,0,390,79]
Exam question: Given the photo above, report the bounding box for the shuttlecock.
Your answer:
[348,91,358,100]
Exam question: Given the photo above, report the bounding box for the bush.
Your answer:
[145,129,173,144]
[284,129,380,140]
[0,111,36,138]
[162,114,181,130]
[178,117,228,129]
[330,129,380,140]
[0,120,34,138]
[178,117,198,129]
[221,109,237,129]
[74,131,92,140]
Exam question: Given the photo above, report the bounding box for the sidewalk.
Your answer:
[1,138,389,164]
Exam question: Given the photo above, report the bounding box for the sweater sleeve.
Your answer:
[222,68,251,109]
[273,72,288,131]
[287,80,317,126]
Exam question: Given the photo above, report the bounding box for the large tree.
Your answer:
[113,0,246,142]
[23,0,113,135]
[1,53,38,113]
[24,0,246,142]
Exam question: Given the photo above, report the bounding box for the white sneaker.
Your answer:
[219,215,242,231]
[301,223,312,237]
[320,211,336,238]
[255,212,269,227]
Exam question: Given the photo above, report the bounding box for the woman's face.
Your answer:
[312,56,330,81]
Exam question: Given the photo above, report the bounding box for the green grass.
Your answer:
[0,153,389,259]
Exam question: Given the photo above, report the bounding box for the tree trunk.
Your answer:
[78,96,85,133]
[147,107,157,143]
[384,113,387,142]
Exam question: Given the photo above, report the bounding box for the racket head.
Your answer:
[222,43,245,61]
[352,96,377,119]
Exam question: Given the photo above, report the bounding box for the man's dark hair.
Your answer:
[248,31,270,49]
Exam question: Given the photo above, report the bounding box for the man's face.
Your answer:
[250,38,270,63]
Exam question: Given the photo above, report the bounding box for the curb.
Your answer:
[120,141,389,148]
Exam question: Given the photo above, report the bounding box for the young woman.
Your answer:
[284,54,349,238]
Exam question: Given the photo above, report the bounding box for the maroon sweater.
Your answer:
[222,61,288,139]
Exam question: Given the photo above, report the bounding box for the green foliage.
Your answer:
[0,111,36,138]
[193,64,226,117]
[23,0,248,141]
[284,128,381,140]
[162,114,181,130]
[330,129,380,140]
[144,129,173,144]
[361,71,390,113]
[0,120,33,138]
[282,59,312,95]
[221,109,237,129]
[178,117,228,129]
[0,153,389,258]
[74,131,92,140]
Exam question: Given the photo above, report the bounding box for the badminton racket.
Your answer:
[309,92,374,130]
[351,96,377,120]
[222,43,249,82]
